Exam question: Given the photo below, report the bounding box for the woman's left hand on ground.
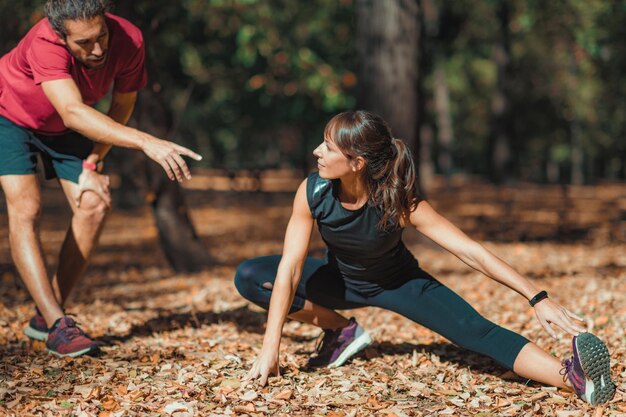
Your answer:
[533,298,587,339]
[243,347,280,387]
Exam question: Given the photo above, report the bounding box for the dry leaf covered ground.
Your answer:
[0,178,625,417]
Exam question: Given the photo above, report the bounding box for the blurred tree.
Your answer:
[421,0,454,188]
[112,1,211,273]
[488,0,513,184]
[356,0,420,151]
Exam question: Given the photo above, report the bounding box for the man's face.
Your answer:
[60,15,109,70]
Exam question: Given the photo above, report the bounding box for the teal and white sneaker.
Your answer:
[307,317,372,368]
[561,332,616,405]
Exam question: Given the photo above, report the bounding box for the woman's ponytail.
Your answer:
[372,138,420,230]
[326,111,421,231]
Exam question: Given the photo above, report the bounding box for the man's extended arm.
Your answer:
[87,91,137,167]
[86,91,137,166]
[41,78,201,182]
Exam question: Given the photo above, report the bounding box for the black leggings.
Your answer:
[234,255,529,369]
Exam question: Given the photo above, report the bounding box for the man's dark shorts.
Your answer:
[0,115,94,184]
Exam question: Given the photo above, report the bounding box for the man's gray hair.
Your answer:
[44,0,112,38]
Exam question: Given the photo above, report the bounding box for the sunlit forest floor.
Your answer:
[0,175,625,417]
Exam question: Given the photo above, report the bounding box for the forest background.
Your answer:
[0,1,625,416]
[2,0,625,186]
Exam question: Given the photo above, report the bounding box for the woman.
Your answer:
[234,111,615,405]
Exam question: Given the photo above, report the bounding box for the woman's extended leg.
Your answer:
[516,333,616,404]
[514,343,568,388]
[364,270,553,380]
[364,270,615,403]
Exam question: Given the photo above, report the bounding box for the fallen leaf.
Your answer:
[239,390,258,401]
[273,389,293,400]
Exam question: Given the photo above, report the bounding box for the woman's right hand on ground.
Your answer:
[243,347,280,387]
[141,136,202,182]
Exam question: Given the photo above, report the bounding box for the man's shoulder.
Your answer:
[106,13,143,46]
[28,18,65,46]
[20,18,69,63]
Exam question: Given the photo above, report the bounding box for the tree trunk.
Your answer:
[433,59,453,180]
[568,50,584,185]
[132,88,211,273]
[146,161,210,272]
[422,0,453,185]
[417,0,434,194]
[489,0,513,184]
[356,0,420,152]
[570,117,584,185]
[113,2,210,272]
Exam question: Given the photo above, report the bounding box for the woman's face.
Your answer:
[313,132,355,180]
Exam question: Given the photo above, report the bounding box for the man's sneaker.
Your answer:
[46,317,100,357]
[307,317,372,368]
[561,332,616,405]
[24,312,49,341]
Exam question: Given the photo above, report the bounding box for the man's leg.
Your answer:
[0,174,64,326]
[52,179,110,305]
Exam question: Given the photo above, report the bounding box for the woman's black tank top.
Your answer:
[306,172,420,291]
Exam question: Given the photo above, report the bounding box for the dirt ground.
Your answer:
[0,178,625,417]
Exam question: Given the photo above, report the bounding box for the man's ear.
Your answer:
[352,156,366,172]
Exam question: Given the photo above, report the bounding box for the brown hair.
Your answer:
[324,110,421,230]
[45,0,112,38]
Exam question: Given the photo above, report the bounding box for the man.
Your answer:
[0,0,201,357]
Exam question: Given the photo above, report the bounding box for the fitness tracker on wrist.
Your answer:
[82,160,97,171]
[529,290,548,307]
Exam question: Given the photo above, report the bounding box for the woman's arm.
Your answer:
[245,179,314,385]
[409,200,586,338]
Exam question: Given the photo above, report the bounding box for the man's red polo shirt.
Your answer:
[0,13,147,135]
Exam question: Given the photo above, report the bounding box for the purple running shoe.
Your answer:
[24,311,49,341]
[561,332,615,404]
[307,317,372,368]
[46,317,100,357]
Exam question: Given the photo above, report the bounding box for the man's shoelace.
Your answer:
[56,319,87,341]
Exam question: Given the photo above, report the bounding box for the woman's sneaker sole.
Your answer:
[327,331,372,368]
[576,333,616,404]
[24,325,49,341]
[46,346,96,358]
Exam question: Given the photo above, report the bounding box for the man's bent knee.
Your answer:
[75,191,110,222]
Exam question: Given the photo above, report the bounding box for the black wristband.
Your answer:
[529,290,548,307]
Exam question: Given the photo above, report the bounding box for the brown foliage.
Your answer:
[0,180,624,416]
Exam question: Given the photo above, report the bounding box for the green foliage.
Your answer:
[1,0,624,181]
[424,0,625,182]
[123,0,357,168]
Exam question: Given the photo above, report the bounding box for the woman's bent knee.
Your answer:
[234,259,261,300]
